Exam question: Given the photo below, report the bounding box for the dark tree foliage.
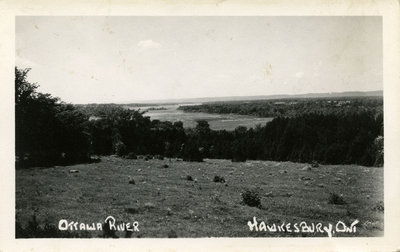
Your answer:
[179,96,383,118]
[182,142,203,162]
[76,104,187,158]
[180,112,382,166]
[16,67,383,168]
[15,67,90,168]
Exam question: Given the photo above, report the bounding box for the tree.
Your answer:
[182,142,203,162]
[15,67,90,167]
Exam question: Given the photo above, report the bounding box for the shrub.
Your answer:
[114,141,127,157]
[311,160,319,167]
[242,189,261,208]
[186,175,193,181]
[328,192,346,205]
[213,175,225,183]
[125,152,137,159]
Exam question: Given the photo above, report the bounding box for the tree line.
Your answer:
[178,97,383,118]
[15,67,383,168]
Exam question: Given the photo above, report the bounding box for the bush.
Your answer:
[114,141,127,157]
[328,192,346,205]
[125,152,137,159]
[213,175,225,183]
[186,175,193,181]
[242,189,261,208]
[310,160,319,167]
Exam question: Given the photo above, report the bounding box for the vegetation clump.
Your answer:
[213,175,225,183]
[114,141,128,157]
[328,192,346,205]
[125,152,137,159]
[310,161,319,168]
[128,176,135,185]
[242,189,261,208]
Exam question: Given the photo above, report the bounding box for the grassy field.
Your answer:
[15,156,383,238]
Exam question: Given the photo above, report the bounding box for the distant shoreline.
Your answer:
[75,90,383,106]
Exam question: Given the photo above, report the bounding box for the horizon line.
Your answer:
[75,89,383,105]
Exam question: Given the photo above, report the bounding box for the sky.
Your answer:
[16,16,382,104]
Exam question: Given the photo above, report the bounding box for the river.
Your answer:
[126,104,273,131]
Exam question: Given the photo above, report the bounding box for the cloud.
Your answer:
[137,40,161,49]
[295,71,304,78]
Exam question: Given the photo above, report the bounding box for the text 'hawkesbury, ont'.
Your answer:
[247,217,359,237]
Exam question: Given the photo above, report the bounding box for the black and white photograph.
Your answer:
[1,1,400,251]
[14,15,384,238]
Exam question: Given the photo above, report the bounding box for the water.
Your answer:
[127,104,273,131]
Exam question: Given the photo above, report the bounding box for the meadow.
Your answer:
[15,156,383,238]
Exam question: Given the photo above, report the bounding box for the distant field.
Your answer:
[16,156,383,238]
[128,104,273,130]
